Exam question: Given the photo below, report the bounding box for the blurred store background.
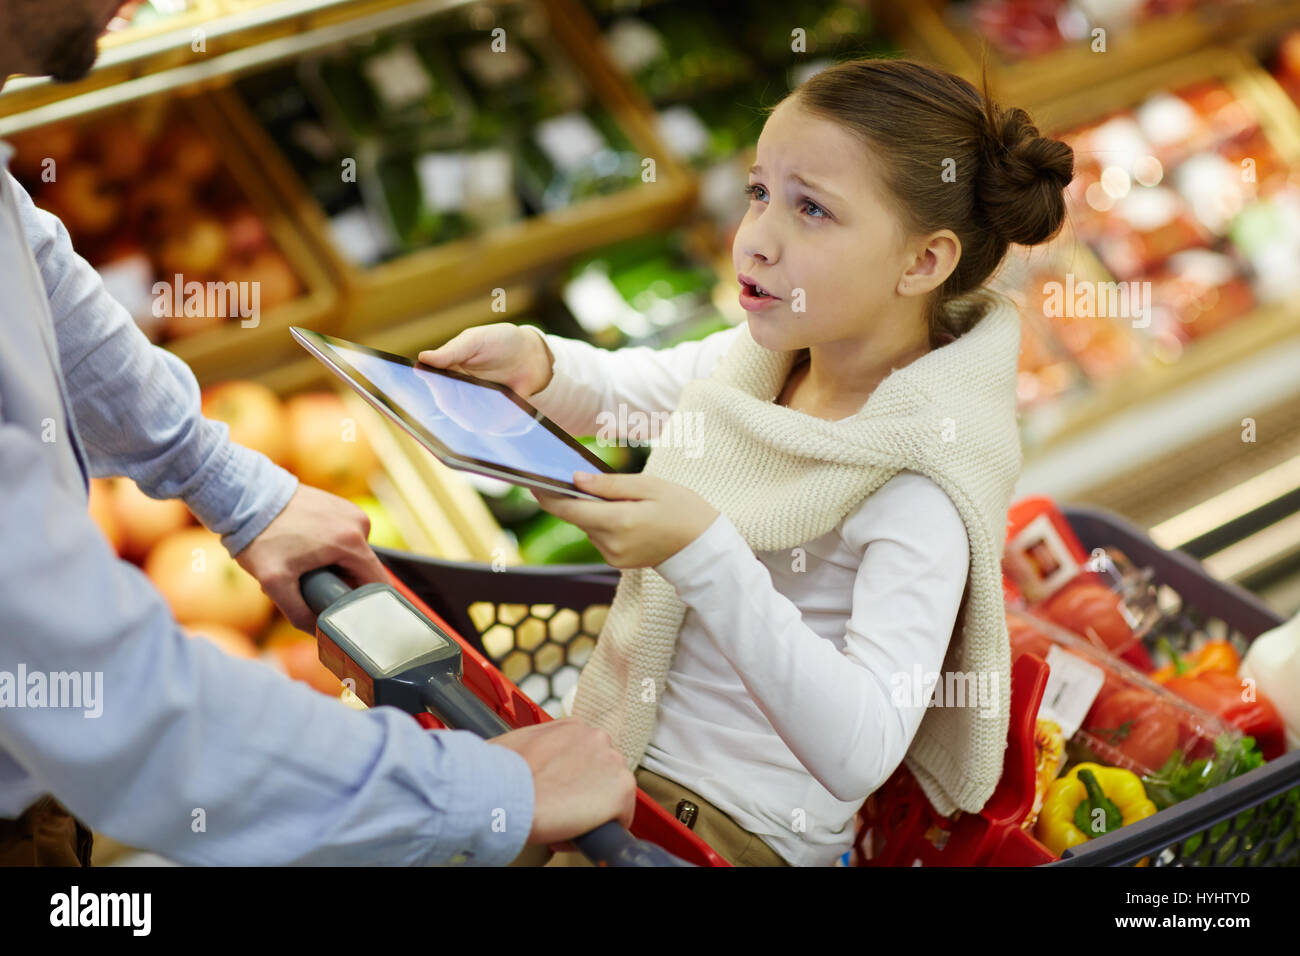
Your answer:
[8,2,1300,863]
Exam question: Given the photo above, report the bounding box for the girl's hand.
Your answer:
[418,322,554,398]
[531,472,719,569]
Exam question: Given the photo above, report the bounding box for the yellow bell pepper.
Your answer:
[1035,762,1158,857]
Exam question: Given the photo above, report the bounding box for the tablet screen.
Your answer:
[323,339,602,487]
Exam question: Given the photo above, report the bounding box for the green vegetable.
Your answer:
[518,513,604,564]
[1141,735,1264,810]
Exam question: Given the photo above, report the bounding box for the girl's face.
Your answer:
[733,97,921,354]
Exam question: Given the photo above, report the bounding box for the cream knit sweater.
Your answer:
[569,300,1024,817]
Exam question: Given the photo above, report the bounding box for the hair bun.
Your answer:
[976,106,1074,246]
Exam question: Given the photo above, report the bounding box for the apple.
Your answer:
[284,392,379,497]
[184,621,259,659]
[128,178,195,238]
[105,476,193,563]
[87,478,124,556]
[156,214,227,278]
[224,249,301,313]
[263,615,343,695]
[224,206,270,260]
[84,118,150,182]
[153,123,220,185]
[45,166,121,239]
[264,635,343,697]
[1278,31,1300,81]
[201,380,289,467]
[145,527,272,636]
[9,123,79,183]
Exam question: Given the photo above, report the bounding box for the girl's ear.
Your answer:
[896,230,961,298]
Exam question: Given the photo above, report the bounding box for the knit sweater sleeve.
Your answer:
[651,473,970,803]
[520,324,744,439]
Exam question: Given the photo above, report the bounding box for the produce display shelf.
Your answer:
[6,89,343,385]
[0,0,472,131]
[1018,46,1300,457]
[211,0,698,333]
[165,93,344,383]
[885,0,1300,110]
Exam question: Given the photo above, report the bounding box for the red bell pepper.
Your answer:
[1163,671,1286,761]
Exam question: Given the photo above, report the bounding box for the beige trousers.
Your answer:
[511,766,791,867]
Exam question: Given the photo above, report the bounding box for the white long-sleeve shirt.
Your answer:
[525,323,970,866]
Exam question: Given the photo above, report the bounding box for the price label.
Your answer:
[534,112,606,174]
[1039,645,1105,739]
[465,149,513,202]
[602,18,665,74]
[362,45,433,112]
[656,105,710,161]
[416,152,469,212]
[329,206,390,266]
[461,41,531,88]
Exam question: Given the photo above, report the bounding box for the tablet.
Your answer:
[290,327,614,500]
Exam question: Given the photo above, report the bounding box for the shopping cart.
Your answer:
[362,502,1299,867]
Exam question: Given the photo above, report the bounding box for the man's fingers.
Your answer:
[335,542,390,588]
[265,576,316,634]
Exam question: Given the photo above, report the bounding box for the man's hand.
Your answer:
[235,484,389,632]
[531,472,719,569]
[489,718,637,846]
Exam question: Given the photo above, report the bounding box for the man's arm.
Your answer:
[0,418,535,865]
[13,169,294,555]
[12,171,389,627]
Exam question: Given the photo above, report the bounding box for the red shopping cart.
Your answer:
[318,498,1297,867]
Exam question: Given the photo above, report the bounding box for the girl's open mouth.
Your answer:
[739,278,782,311]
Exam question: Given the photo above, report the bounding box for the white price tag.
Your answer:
[362,45,433,112]
[415,152,469,212]
[534,112,606,174]
[328,206,390,266]
[603,18,666,74]
[1039,645,1106,739]
[465,149,513,202]
[656,105,710,161]
[461,41,530,87]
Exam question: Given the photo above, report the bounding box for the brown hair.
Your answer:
[785,58,1074,345]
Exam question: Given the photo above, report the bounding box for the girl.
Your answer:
[421,58,1073,866]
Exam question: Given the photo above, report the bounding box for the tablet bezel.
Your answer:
[290,327,615,501]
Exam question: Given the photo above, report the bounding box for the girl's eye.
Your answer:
[744,183,767,202]
[802,199,827,218]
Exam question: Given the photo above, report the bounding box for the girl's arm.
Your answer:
[521,324,744,439]
[651,472,970,803]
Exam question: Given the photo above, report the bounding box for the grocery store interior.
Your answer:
[8,0,1300,866]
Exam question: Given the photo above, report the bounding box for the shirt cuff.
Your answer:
[427,729,535,866]
[183,425,300,556]
[521,327,588,423]
[652,511,741,597]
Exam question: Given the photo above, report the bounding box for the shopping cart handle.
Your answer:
[300,567,692,867]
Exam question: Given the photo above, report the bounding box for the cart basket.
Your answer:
[375,501,1300,867]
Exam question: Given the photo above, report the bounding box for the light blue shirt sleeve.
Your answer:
[11,170,295,555]
[0,418,535,864]
[0,167,536,864]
